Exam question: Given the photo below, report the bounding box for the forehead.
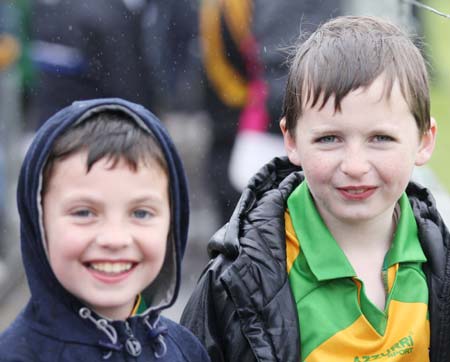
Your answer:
[303,75,410,117]
[298,76,418,134]
[46,151,167,189]
[303,73,396,106]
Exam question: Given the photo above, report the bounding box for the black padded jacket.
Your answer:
[181,157,450,362]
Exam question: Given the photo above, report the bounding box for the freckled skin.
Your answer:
[282,76,436,230]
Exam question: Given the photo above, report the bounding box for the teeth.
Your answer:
[346,189,366,194]
[89,262,133,274]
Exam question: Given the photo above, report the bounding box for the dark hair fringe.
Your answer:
[282,16,430,137]
[42,110,168,192]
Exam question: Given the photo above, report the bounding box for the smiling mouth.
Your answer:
[86,262,135,275]
[337,186,377,200]
[344,188,371,194]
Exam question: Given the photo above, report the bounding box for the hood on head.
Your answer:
[17,98,189,319]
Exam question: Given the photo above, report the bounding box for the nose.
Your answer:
[95,219,133,250]
[339,145,371,178]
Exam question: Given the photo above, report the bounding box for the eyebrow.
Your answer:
[307,126,341,134]
[60,193,165,206]
[127,195,166,205]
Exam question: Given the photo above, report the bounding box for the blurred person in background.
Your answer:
[0,18,16,243]
[198,0,342,223]
[0,8,19,237]
[0,0,29,254]
[27,0,155,131]
[141,0,202,113]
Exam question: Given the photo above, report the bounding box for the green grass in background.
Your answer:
[422,1,450,189]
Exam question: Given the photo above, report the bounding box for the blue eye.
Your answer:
[72,209,93,218]
[133,209,152,219]
[316,135,337,143]
[373,135,394,142]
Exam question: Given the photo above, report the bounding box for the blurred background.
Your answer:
[0,0,449,329]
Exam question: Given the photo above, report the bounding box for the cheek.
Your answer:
[140,239,168,280]
[376,152,415,185]
[47,239,77,269]
[144,241,167,262]
[46,223,87,267]
[301,156,335,184]
[46,233,78,285]
[141,225,169,261]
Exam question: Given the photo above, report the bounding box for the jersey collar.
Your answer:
[287,182,426,282]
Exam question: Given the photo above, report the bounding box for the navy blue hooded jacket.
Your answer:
[0,98,210,361]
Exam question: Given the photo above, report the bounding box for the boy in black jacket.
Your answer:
[181,16,450,361]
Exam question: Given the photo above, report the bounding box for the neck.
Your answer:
[323,208,396,258]
[88,299,136,321]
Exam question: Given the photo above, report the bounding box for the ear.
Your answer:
[280,117,302,166]
[415,117,437,166]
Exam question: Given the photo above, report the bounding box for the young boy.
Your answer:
[0,98,210,361]
[181,16,450,361]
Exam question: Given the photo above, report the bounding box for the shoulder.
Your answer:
[160,317,210,362]
[0,315,41,361]
[406,182,449,267]
[180,252,235,336]
[162,317,204,343]
[182,164,300,311]
[0,311,68,362]
[208,167,301,261]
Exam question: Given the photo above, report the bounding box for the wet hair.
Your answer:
[282,16,430,136]
[42,110,168,191]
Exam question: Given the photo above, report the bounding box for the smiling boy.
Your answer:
[0,98,210,361]
[181,16,450,361]
[43,152,170,321]
[282,74,435,314]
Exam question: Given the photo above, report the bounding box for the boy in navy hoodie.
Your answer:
[0,98,210,361]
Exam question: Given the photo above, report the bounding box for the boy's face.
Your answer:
[42,151,170,320]
[282,75,436,228]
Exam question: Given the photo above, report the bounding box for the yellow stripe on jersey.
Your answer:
[285,210,300,274]
[130,294,141,316]
[387,264,398,293]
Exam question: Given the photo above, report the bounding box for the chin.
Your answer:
[334,209,379,223]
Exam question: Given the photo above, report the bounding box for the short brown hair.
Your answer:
[43,110,168,191]
[283,16,430,136]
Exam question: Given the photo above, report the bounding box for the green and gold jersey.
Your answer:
[286,182,430,362]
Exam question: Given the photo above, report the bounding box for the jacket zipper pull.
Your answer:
[124,321,142,357]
